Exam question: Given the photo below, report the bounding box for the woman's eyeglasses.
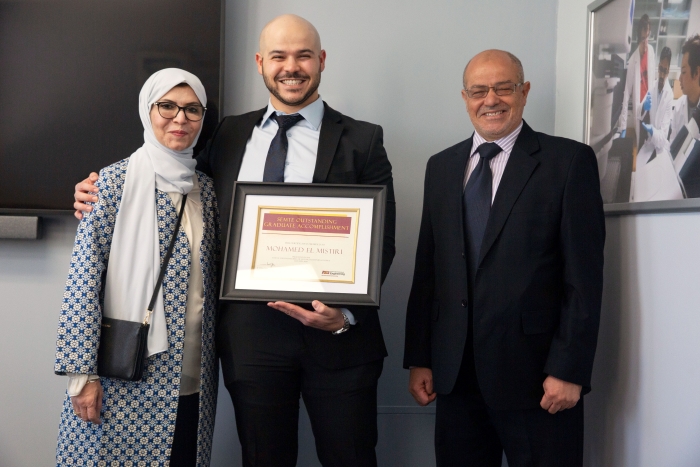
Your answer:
[153,102,207,122]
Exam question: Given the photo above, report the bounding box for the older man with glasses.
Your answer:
[404,49,605,467]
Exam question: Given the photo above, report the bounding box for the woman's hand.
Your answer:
[70,380,103,424]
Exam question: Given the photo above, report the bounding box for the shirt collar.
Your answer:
[471,121,524,157]
[261,96,325,131]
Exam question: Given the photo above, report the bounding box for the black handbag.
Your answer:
[97,194,188,381]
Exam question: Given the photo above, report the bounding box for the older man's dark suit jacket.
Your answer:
[403,121,605,411]
[196,102,396,372]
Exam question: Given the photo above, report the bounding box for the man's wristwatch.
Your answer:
[332,312,351,335]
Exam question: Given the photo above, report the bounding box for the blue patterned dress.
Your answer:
[54,158,219,466]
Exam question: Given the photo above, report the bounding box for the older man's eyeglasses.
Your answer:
[154,102,207,122]
[464,83,524,99]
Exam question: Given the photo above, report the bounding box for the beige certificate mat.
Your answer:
[251,208,360,283]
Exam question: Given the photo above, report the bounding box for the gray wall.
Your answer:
[0,0,560,465]
[0,216,79,465]
[556,2,700,466]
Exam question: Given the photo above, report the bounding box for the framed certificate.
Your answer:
[220,182,387,306]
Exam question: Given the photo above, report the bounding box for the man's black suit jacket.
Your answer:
[403,121,605,411]
[196,102,396,369]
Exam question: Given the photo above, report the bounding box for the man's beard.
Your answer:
[263,69,321,108]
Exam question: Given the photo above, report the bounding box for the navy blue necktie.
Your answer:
[463,142,502,282]
[263,113,305,182]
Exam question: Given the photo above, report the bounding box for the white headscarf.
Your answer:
[103,68,207,357]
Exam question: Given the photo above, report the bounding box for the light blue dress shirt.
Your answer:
[237,97,325,183]
[237,96,355,325]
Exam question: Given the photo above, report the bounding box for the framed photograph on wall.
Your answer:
[586,0,700,214]
[220,182,387,307]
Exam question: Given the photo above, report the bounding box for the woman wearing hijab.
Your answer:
[54,68,219,467]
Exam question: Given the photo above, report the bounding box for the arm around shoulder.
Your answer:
[73,172,100,219]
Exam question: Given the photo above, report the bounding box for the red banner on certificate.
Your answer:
[261,213,352,234]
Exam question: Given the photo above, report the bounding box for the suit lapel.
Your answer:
[478,122,539,265]
[313,103,343,183]
[226,108,266,183]
[215,107,265,233]
[448,138,473,255]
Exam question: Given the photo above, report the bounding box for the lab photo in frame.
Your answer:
[586,0,700,214]
[220,182,387,307]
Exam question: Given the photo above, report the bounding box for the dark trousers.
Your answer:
[434,349,584,467]
[218,307,383,467]
[170,393,200,467]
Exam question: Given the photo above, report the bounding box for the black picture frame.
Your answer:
[220,182,386,307]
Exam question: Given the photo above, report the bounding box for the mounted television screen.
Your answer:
[0,0,221,214]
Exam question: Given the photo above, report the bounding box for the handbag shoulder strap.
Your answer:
[144,193,188,324]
